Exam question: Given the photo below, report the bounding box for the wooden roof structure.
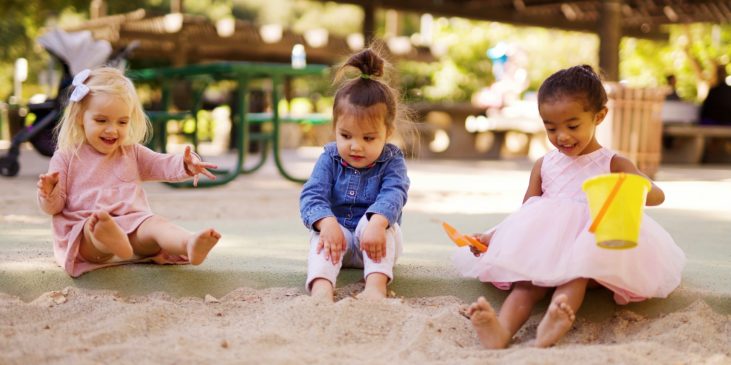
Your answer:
[62,1,729,81]
[329,0,731,39]
[63,9,434,67]
[325,0,731,80]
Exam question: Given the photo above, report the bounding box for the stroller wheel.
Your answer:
[0,156,20,177]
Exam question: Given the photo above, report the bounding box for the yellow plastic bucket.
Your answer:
[582,173,651,249]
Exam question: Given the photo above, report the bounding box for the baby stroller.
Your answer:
[0,29,137,177]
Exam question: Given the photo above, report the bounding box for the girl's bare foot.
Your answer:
[356,286,386,300]
[187,228,220,265]
[468,296,511,349]
[310,278,335,303]
[535,294,576,348]
[357,273,388,300]
[85,211,133,260]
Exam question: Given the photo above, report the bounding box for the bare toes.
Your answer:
[88,216,98,231]
[96,211,112,221]
[558,302,576,320]
[535,295,576,348]
[187,229,220,265]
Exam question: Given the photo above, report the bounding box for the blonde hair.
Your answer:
[55,67,151,153]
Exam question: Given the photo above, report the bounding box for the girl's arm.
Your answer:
[300,152,336,230]
[610,155,665,206]
[134,144,189,182]
[37,153,67,215]
[365,151,409,228]
[523,157,544,203]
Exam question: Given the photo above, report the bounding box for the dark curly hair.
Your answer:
[537,65,608,113]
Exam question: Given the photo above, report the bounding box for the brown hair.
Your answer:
[332,48,400,135]
[537,65,608,113]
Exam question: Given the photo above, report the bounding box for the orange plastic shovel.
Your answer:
[442,222,488,253]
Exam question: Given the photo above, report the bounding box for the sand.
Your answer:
[2,150,731,364]
[1,286,729,364]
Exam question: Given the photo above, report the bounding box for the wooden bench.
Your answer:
[662,124,731,164]
[409,102,545,159]
[661,101,699,124]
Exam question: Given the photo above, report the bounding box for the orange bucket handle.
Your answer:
[588,173,626,233]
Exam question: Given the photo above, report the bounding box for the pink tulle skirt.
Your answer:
[453,196,686,304]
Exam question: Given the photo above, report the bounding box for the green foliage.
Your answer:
[397,61,440,101]
[105,1,166,15]
[1,1,729,107]
[620,38,669,88]
[230,0,361,36]
[0,0,84,100]
[619,24,731,102]
[396,18,598,102]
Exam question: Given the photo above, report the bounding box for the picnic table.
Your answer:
[128,62,330,186]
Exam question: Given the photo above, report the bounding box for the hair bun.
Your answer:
[346,49,384,79]
[577,64,601,81]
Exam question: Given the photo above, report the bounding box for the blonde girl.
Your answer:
[37,67,221,277]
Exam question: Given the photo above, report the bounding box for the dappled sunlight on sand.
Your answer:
[0,258,57,272]
[1,227,50,237]
[660,181,731,214]
[405,167,528,214]
[405,164,731,216]
[0,214,48,224]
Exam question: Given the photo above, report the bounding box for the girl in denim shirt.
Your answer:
[300,49,410,301]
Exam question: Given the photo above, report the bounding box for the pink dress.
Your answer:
[37,143,192,277]
[453,148,686,304]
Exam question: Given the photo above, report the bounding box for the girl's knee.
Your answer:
[513,283,548,301]
[143,215,170,227]
[560,278,590,290]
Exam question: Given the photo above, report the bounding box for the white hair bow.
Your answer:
[69,69,91,102]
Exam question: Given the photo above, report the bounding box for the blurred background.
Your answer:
[1,1,729,103]
[1,0,730,179]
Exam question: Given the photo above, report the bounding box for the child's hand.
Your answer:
[361,215,388,263]
[316,217,346,264]
[37,172,60,198]
[469,232,493,257]
[183,146,218,187]
[474,232,492,245]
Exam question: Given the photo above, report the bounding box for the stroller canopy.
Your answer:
[37,29,113,76]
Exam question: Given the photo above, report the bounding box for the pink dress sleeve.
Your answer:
[37,151,68,215]
[134,144,191,182]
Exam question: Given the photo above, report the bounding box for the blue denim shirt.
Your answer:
[300,142,409,232]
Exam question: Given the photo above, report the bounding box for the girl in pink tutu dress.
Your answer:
[37,67,221,277]
[453,65,685,349]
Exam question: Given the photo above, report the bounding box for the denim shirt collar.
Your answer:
[323,142,400,167]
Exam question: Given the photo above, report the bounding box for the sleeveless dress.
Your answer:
[453,148,686,304]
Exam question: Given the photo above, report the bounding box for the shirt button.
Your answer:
[347,213,352,218]
[349,191,355,196]
[354,170,359,174]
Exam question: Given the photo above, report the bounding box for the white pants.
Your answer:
[306,215,403,291]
